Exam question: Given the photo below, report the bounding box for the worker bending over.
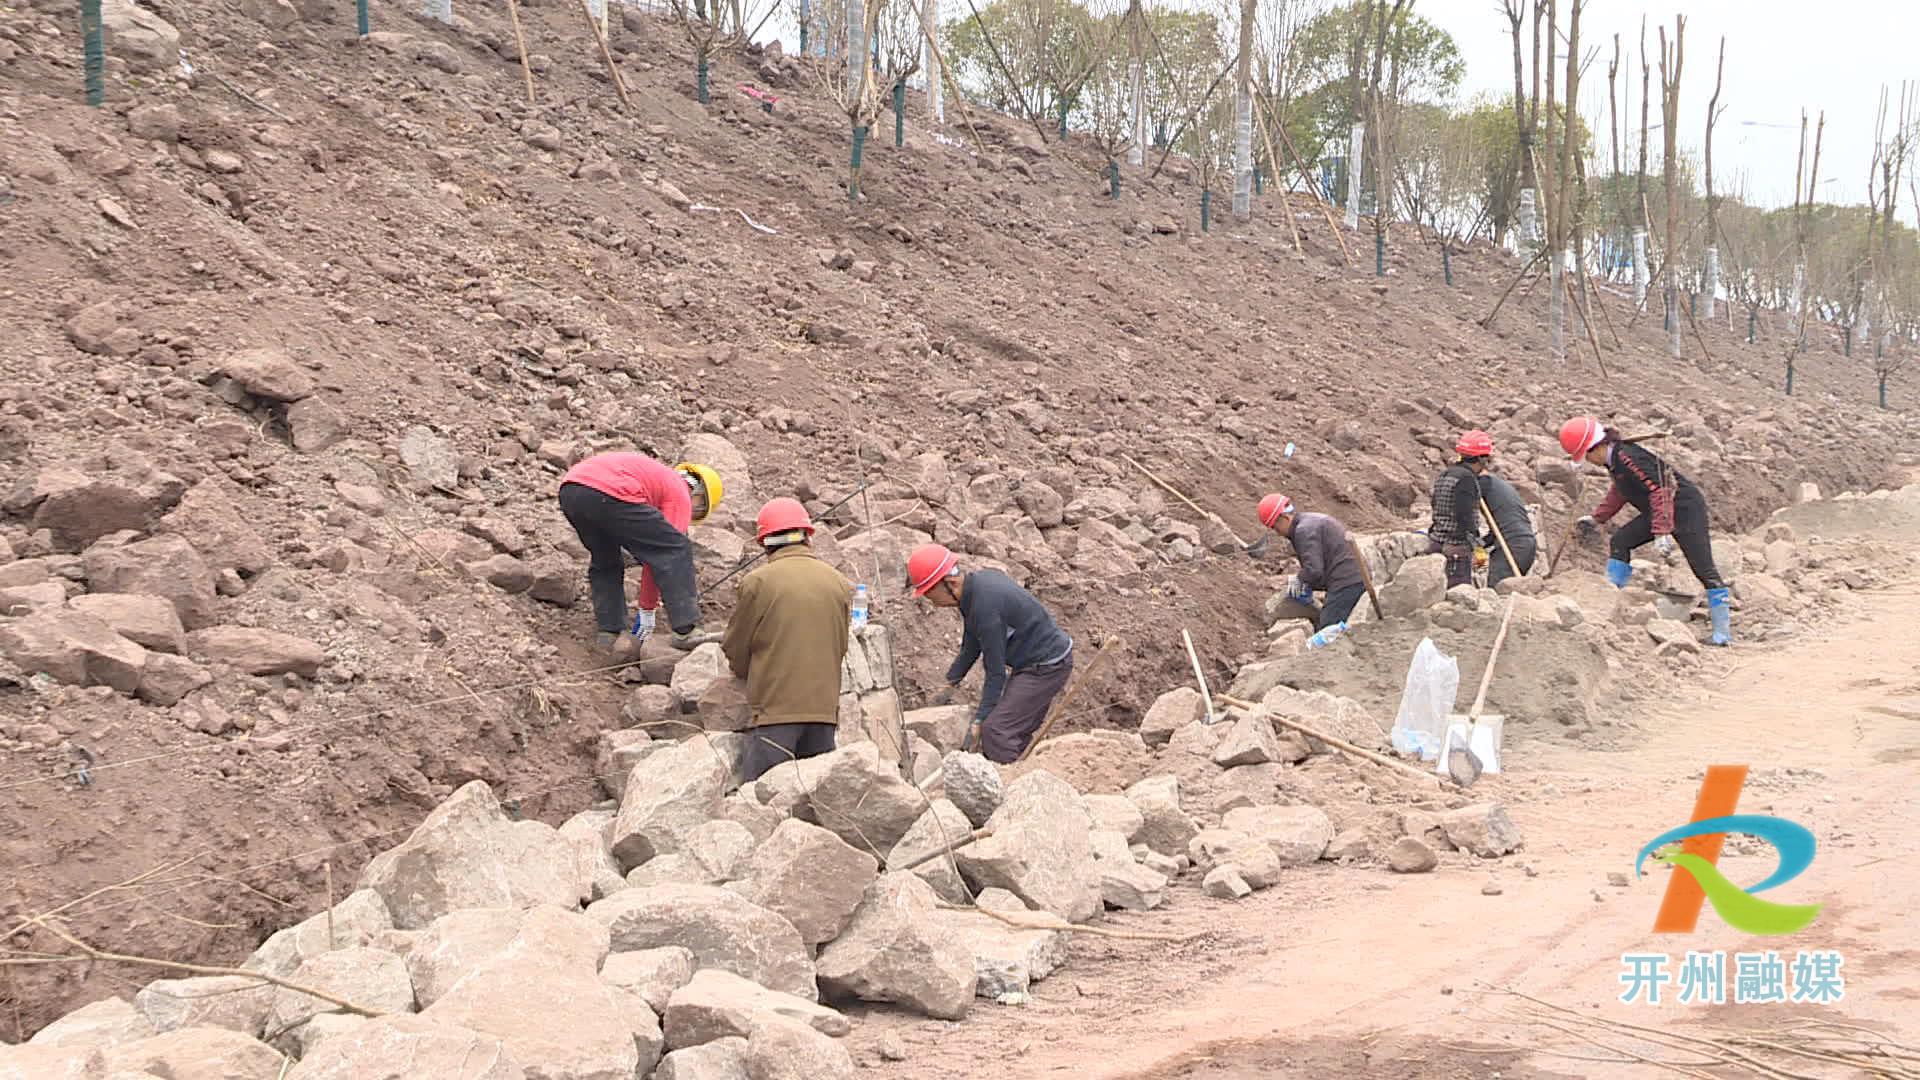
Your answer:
[723,499,852,782]
[1560,416,1731,646]
[1255,494,1367,630]
[1464,432,1537,586]
[557,451,722,653]
[909,544,1073,764]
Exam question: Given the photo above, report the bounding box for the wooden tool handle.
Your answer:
[1467,594,1519,720]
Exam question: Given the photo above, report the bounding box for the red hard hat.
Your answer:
[1558,416,1606,459]
[1456,429,1494,456]
[1257,493,1294,530]
[754,497,815,542]
[906,543,959,597]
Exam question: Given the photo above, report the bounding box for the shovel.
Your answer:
[1444,592,1517,788]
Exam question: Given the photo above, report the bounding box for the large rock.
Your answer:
[1440,803,1523,856]
[268,949,415,1047]
[1009,732,1151,793]
[65,593,185,653]
[939,751,1002,827]
[1387,836,1438,873]
[134,974,276,1037]
[655,1038,750,1080]
[1138,688,1204,746]
[662,969,848,1051]
[26,995,155,1049]
[1187,829,1283,889]
[610,734,729,869]
[186,626,325,677]
[924,891,1069,999]
[0,609,147,693]
[360,781,586,929]
[14,463,185,549]
[815,873,974,1019]
[404,909,524,1008]
[884,799,974,903]
[157,477,273,578]
[558,809,627,902]
[421,909,640,1080]
[740,1015,853,1080]
[0,1044,105,1077]
[1259,685,1390,753]
[670,643,731,704]
[730,819,877,946]
[285,1014,525,1079]
[596,730,657,799]
[1222,805,1334,866]
[587,885,816,1000]
[82,534,216,629]
[288,397,353,453]
[1379,553,1447,616]
[602,947,695,1016]
[1080,794,1145,843]
[101,0,181,72]
[247,888,394,980]
[681,820,758,882]
[697,677,751,733]
[903,705,970,754]
[1210,711,1288,767]
[954,770,1099,923]
[106,1026,282,1078]
[219,347,314,403]
[1124,774,1197,857]
[769,741,923,857]
[398,426,461,490]
[1096,856,1168,911]
[137,651,214,706]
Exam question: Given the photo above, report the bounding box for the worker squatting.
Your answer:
[557,417,1730,778]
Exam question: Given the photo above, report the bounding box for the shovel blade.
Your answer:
[1446,745,1484,787]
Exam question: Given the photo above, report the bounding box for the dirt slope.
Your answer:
[0,0,1915,1036]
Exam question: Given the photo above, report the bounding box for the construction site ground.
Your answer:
[848,488,1920,1079]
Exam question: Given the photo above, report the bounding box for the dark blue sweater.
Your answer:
[945,570,1072,722]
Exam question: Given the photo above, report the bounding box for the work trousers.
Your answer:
[1430,540,1474,589]
[558,482,699,635]
[1609,488,1726,591]
[738,723,838,783]
[1486,538,1538,588]
[978,656,1073,764]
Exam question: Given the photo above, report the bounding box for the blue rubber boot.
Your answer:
[1605,558,1633,588]
[1707,587,1732,646]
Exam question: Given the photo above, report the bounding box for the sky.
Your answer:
[1421,0,1915,215]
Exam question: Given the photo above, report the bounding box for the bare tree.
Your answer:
[1702,37,1725,318]
[1633,16,1650,308]
[1231,0,1258,221]
[818,0,888,200]
[875,0,925,145]
[1788,109,1826,389]
[1868,82,1917,405]
[1657,15,1684,358]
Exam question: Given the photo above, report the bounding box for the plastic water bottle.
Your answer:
[850,585,870,631]
[1306,621,1348,650]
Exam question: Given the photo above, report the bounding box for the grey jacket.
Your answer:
[1479,475,1535,549]
[946,570,1073,723]
[1284,512,1364,593]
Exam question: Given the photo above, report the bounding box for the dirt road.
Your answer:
[852,492,1920,1078]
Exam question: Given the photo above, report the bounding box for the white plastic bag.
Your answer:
[1392,638,1458,761]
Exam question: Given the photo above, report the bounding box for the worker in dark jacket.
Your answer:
[1428,431,1489,589]
[908,544,1072,764]
[1560,416,1730,645]
[1478,472,1538,587]
[558,451,723,653]
[723,498,852,782]
[1255,494,1367,630]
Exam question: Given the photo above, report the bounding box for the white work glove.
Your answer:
[630,609,656,645]
[1285,574,1312,602]
[1576,515,1599,535]
[1654,535,1676,557]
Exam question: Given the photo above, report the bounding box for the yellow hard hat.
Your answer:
[675,463,722,522]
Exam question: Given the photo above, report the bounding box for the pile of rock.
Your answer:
[7,631,1524,1077]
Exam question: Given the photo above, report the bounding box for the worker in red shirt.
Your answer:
[558,451,723,653]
